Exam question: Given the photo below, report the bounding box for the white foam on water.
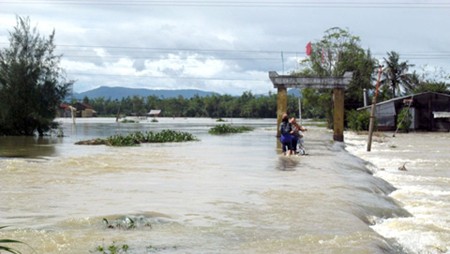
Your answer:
[345,131,450,253]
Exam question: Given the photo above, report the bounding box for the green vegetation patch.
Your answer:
[209,124,254,135]
[76,130,198,147]
[0,238,24,254]
[347,110,372,131]
[397,108,412,133]
[95,242,129,254]
[0,226,34,254]
[93,242,178,254]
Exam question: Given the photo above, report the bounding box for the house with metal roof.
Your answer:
[358,92,450,131]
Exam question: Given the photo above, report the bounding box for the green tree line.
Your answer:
[79,91,307,118]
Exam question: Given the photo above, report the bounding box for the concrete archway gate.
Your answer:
[269,71,353,142]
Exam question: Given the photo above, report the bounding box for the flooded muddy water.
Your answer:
[1,118,447,253]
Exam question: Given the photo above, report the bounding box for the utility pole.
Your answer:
[367,66,383,152]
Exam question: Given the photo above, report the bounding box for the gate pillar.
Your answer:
[333,87,345,142]
[276,85,287,137]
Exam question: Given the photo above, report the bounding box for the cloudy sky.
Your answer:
[1,0,449,95]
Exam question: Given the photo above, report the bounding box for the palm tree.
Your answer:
[382,51,414,98]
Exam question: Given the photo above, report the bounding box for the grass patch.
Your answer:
[209,124,254,134]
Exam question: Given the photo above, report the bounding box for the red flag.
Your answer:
[305,42,312,56]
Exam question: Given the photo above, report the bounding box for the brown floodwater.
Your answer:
[1,118,444,253]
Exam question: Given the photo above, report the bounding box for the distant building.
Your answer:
[358,92,450,131]
[58,103,73,117]
[74,102,97,117]
[147,109,161,117]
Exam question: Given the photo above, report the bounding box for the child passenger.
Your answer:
[289,117,307,155]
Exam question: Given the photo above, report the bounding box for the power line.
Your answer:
[61,55,283,62]
[3,42,450,61]
[55,44,297,55]
[58,51,450,62]
[0,0,450,8]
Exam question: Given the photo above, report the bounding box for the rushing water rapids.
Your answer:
[0,118,448,253]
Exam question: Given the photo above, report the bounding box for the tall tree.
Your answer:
[381,51,414,98]
[411,67,450,94]
[0,16,72,136]
[295,27,376,125]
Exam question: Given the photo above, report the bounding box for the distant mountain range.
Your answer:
[71,86,301,100]
[73,86,218,100]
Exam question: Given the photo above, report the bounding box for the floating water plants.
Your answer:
[208,124,254,135]
[75,130,198,147]
[120,119,138,123]
[95,242,129,254]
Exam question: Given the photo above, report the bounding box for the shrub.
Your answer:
[347,110,373,131]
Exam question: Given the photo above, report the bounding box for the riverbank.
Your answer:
[344,131,450,254]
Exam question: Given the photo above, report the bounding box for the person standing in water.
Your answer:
[279,113,293,156]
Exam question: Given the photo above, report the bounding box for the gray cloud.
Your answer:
[1,1,449,95]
